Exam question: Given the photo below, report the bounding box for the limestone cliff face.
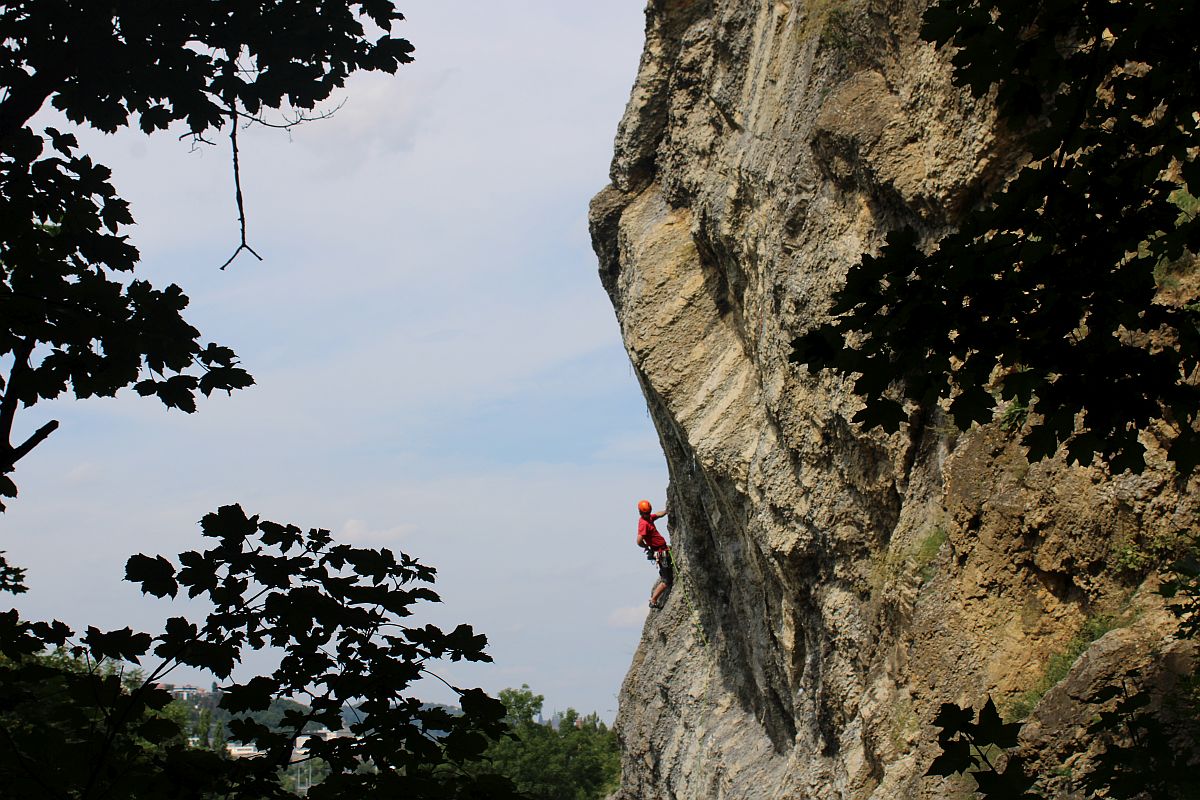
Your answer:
[589,1,1199,798]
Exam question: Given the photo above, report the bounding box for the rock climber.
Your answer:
[636,499,672,609]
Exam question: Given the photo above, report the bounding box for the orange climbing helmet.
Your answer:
[637,499,652,514]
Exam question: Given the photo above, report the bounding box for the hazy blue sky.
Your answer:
[3,1,665,719]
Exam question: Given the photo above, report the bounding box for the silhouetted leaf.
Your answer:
[931,702,975,736]
[851,397,907,433]
[926,738,972,776]
[798,0,1200,476]
[83,626,152,664]
[137,716,181,744]
[219,676,277,714]
[975,697,1021,749]
[125,553,178,598]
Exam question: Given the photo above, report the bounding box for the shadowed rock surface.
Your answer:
[589,1,1198,797]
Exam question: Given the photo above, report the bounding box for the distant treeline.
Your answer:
[170,682,620,799]
[466,685,620,800]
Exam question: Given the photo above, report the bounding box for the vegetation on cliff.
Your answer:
[794,0,1200,795]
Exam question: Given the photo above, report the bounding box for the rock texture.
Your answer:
[589,1,1199,798]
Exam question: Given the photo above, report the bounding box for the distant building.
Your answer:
[226,743,262,759]
[151,683,207,702]
[293,728,338,761]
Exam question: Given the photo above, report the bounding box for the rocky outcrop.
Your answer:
[589,1,1198,798]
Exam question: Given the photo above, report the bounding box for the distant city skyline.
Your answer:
[2,0,661,721]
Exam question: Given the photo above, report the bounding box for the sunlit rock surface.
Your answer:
[590,1,1198,797]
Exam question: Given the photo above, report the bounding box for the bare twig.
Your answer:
[218,107,264,271]
[419,667,461,695]
[228,101,344,147]
[213,67,345,269]
[179,130,217,150]
[239,99,345,131]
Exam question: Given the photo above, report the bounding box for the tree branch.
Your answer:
[2,420,60,472]
[218,108,264,271]
[239,100,345,131]
[0,337,60,473]
[0,337,35,449]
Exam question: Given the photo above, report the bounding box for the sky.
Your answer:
[2,1,665,720]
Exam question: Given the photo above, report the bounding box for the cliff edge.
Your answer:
[589,1,1198,798]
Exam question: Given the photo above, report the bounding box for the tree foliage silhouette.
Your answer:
[0,0,416,502]
[0,3,524,797]
[926,560,1200,799]
[792,0,1200,475]
[1,504,521,799]
[925,697,1037,799]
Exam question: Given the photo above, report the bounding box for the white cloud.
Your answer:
[338,518,416,544]
[64,462,102,485]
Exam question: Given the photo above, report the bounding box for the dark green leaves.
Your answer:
[0,0,417,492]
[929,698,1020,751]
[0,2,414,143]
[931,701,974,734]
[219,676,278,714]
[852,397,906,433]
[134,375,201,413]
[975,696,1020,749]
[927,698,1035,799]
[1,504,519,799]
[126,553,178,598]
[792,0,1200,477]
[82,626,152,664]
[445,624,493,663]
[0,474,17,511]
[0,609,68,658]
[148,504,513,794]
[462,686,619,799]
[201,503,260,542]
[949,385,997,431]
[1081,667,1200,799]
[0,128,251,476]
[0,550,27,594]
[1160,549,1200,640]
[137,715,183,744]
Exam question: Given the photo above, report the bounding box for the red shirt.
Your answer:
[637,514,668,551]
